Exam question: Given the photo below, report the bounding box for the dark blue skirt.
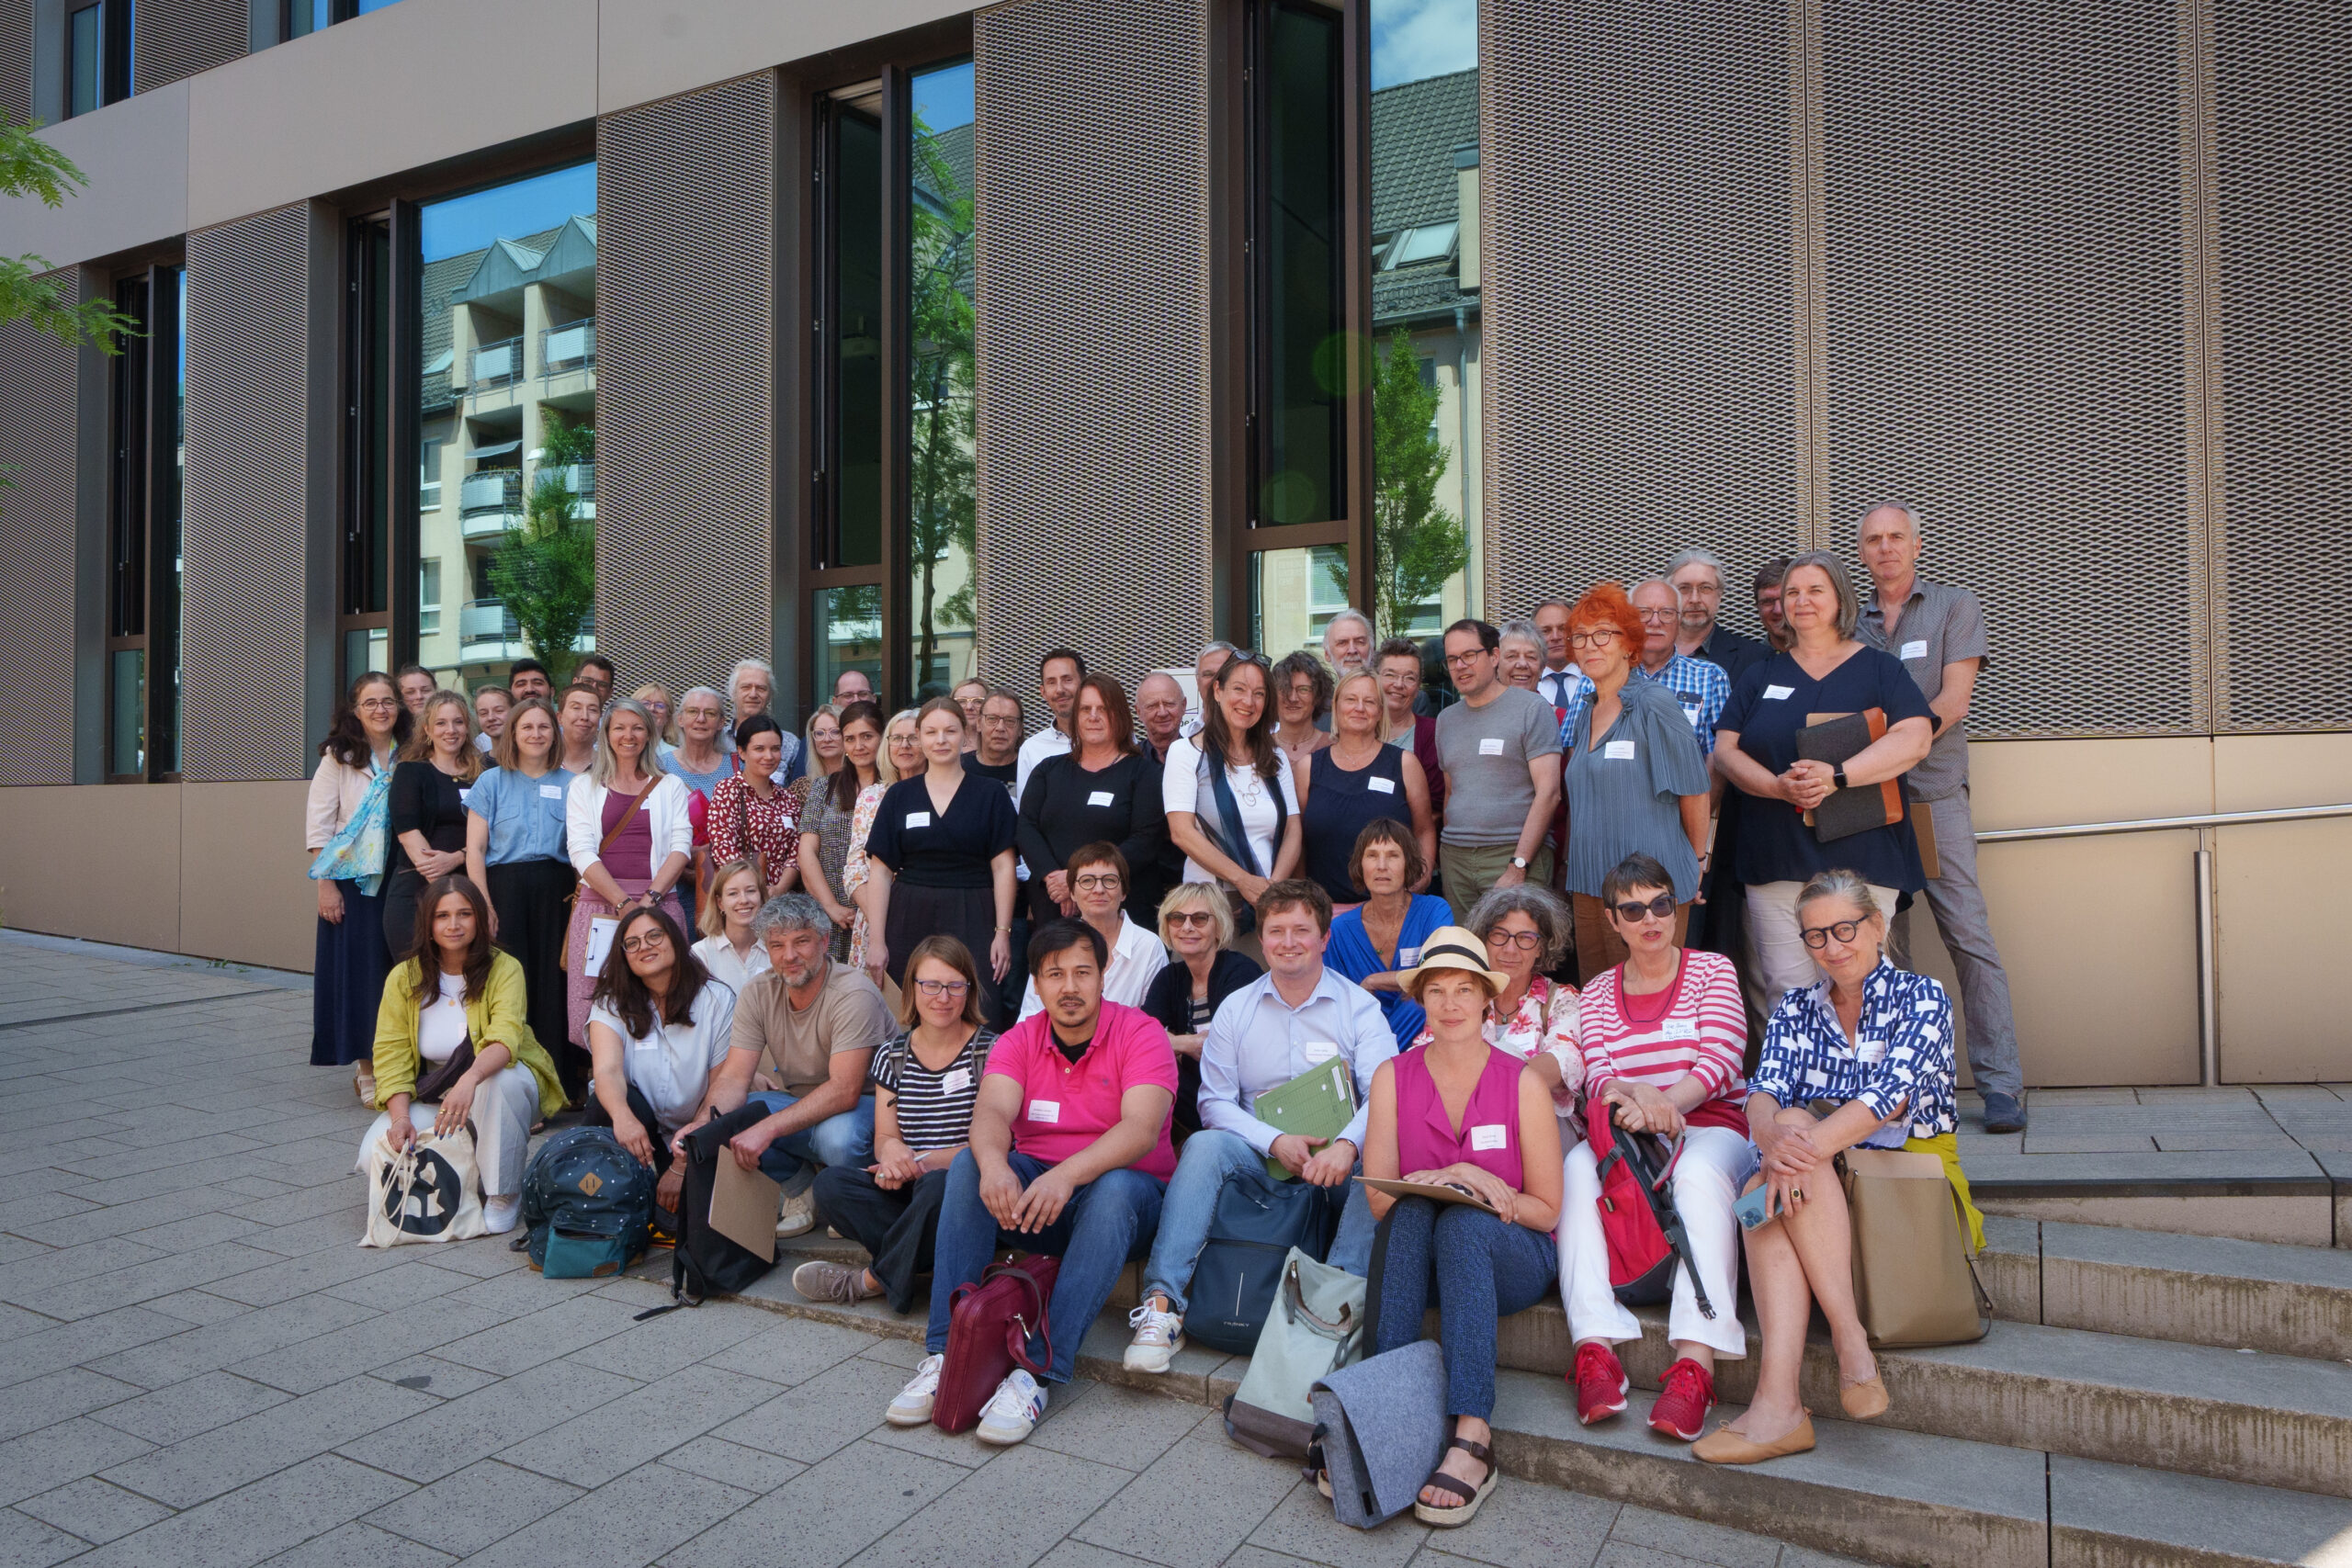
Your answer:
[311,879,389,1067]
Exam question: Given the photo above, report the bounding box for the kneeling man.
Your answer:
[1125,878,1395,1371]
[885,919,1178,1444]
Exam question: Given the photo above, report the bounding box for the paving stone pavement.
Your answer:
[0,936,1866,1568]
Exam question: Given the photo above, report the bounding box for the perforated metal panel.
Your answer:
[970,0,1215,690]
[1479,0,1802,626]
[182,205,314,782]
[0,0,29,123]
[596,73,776,702]
[0,276,85,786]
[2209,0,2351,732]
[1818,0,2199,738]
[131,0,244,91]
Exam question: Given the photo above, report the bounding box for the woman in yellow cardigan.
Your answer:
[357,875,565,1234]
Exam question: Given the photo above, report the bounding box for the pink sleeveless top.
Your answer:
[601,787,655,880]
[1392,1044,1526,1190]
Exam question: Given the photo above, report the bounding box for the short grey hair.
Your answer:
[679,685,725,709]
[1196,639,1237,666]
[1628,576,1679,605]
[1781,549,1863,638]
[1321,609,1374,654]
[1665,548,1729,591]
[590,697,670,786]
[1795,867,1883,924]
[1464,882,1572,971]
[1497,618,1544,655]
[1858,500,1923,535]
[752,891,834,944]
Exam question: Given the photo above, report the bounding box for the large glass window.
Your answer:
[1254,0,1346,529]
[1367,0,1476,644]
[103,262,184,779]
[411,161,597,690]
[285,0,402,39]
[808,54,978,711]
[64,0,130,117]
[339,216,391,689]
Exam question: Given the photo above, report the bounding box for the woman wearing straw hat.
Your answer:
[1360,927,1565,1529]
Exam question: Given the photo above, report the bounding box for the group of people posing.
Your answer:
[309,503,2004,1526]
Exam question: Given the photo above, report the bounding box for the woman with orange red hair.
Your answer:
[1558,583,1713,978]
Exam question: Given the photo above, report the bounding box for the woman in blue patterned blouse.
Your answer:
[1694,869,1982,1466]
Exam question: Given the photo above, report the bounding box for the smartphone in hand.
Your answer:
[1733,1183,1779,1232]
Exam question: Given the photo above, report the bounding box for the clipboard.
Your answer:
[708,1156,782,1263]
[1354,1176,1502,1216]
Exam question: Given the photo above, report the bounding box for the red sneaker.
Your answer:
[1648,1357,1716,1442]
[1570,1341,1629,1425]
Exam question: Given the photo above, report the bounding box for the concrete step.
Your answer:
[645,1261,2352,1568]
[1964,1147,2342,1247]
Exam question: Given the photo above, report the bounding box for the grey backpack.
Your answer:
[1309,1338,1449,1529]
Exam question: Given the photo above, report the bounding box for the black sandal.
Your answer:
[1413,1436,1499,1527]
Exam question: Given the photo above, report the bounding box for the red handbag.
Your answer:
[1589,1111,1716,1320]
[932,1256,1059,1433]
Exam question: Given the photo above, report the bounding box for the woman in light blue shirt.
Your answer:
[1323,818,1452,1047]
[465,696,577,1080]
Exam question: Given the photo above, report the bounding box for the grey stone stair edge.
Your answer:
[599,1263,2352,1568]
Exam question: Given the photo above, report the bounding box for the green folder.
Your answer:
[1250,1056,1358,1181]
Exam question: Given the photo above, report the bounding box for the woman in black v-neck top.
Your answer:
[857,699,1018,987]
[383,691,484,959]
[1016,675,1168,926]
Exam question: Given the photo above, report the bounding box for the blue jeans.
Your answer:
[744,1092,876,1194]
[923,1149,1166,1383]
[1140,1128,1377,1314]
[1373,1199,1556,1421]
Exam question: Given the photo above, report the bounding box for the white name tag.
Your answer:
[1603,739,1636,761]
[941,1066,973,1095]
[1763,684,1794,701]
[1900,639,1928,660]
[1086,790,1114,807]
[457,788,473,807]
[1477,737,1505,757]
[1300,1040,1339,1066]
[539,783,564,800]
[1027,1099,1060,1124]
[1856,1038,1888,1065]
[1397,946,1422,968]
[1366,776,1396,795]
[1468,1123,1509,1152]
[905,812,932,829]
[1664,1015,1697,1038]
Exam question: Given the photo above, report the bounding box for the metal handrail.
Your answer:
[1973,800,2352,1086]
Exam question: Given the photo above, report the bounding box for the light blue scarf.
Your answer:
[309,764,394,897]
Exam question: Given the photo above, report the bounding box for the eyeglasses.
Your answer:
[1635,608,1678,624]
[1566,630,1619,648]
[1611,894,1677,923]
[1072,874,1123,892]
[1442,649,1490,667]
[914,978,970,998]
[357,698,401,713]
[1167,910,1217,928]
[1484,928,1544,952]
[1801,919,1869,950]
[620,935,667,954]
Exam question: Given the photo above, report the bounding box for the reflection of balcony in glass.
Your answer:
[459,598,595,662]
[459,470,526,539]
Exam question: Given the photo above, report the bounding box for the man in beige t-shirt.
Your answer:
[678,894,894,1235]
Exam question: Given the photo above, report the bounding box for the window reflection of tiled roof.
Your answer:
[1372,68,1478,330]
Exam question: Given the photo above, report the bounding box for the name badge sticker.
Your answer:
[1027,1099,1060,1124]
[1477,737,1506,756]
[1468,1123,1509,1152]
[538,783,564,800]
[1900,639,1929,660]
[905,811,932,829]
[1856,1038,1889,1066]
[1397,946,1421,967]
[1366,776,1396,794]
[1762,684,1795,701]
[1086,791,1114,807]
[1663,1015,1698,1039]
[1301,1040,1339,1066]
[1603,739,1637,761]
[941,1066,974,1095]
[457,788,473,807]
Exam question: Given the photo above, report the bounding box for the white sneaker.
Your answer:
[975,1368,1047,1445]
[775,1185,817,1239]
[481,1194,522,1235]
[1124,1301,1185,1373]
[887,1353,945,1427]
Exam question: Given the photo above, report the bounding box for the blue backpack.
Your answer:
[521,1127,655,1279]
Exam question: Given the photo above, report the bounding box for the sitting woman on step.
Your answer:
[1701,867,1981,1464]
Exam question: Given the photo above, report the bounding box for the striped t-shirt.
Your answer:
[869,1027,995,1153]
[1564,949,1747,1108]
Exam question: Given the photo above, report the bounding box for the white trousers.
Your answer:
[1556,1122,1754,1359]
[1745,878,1901,1003]
[354,1066,539,1198]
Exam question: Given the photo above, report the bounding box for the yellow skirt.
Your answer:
[1903,1131,1986,1255]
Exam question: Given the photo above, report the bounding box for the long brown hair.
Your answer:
[829,699,887,813]
[895,933,987,1030]
[408,875,496,1003]
[590,905,714,1037]
[1073,675,1137,758]
[322,671,413,769]
[492,696,561,774]
[399,691,486,784]
[1203,651,1282,781]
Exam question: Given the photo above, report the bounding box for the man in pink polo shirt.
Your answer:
[882,919,1177,1446]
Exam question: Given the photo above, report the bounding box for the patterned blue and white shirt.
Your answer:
[1749,959,1958,1145]
[1554,654,1730,758]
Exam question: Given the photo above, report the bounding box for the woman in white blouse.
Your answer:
[693,856,773,993]
[1162,651,1303,939]
[561,698,694,1084]
[586,904,738,1221]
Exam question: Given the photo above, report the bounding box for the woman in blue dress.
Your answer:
[1324,818,1453,1047]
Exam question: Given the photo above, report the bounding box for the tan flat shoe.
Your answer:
[1840,1375,1889,1420]
[1692,1413,1816,1465]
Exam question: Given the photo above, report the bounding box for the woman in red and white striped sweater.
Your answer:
[1545,852,1752,1447]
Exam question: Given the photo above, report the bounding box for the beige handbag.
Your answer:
[1837,1147,1989,1348]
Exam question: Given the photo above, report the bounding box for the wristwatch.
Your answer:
[1510,855,1530,870]
[1831,766,1849,790]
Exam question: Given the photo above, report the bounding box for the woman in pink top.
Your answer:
[1362,928,1564,1530]
[1552,852,1753,1448]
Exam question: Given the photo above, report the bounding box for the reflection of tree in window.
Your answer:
[1371,327,1464,637]
[909,76,976,698]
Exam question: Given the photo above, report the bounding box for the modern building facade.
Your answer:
[0,0,2344,1085]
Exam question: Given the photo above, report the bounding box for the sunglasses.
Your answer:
[1611,894,1677,922]
[1801,919,1869,950]
[1167,910,1217,928]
